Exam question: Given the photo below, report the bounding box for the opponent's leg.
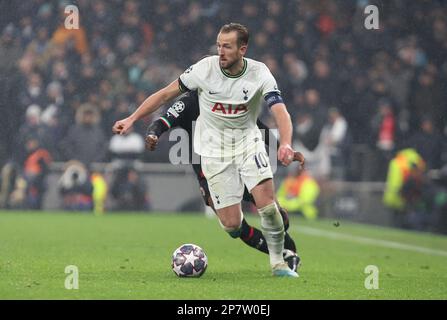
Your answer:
[277,206,298,252]
[239,218,268,253]
[239,214,293,253]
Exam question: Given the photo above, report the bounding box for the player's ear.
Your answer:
[239,44,247,56]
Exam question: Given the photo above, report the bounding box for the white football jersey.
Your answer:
[179,56,280,158]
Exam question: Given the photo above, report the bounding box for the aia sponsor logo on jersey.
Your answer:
[211,103,248,115]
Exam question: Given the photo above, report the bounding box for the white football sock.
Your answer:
[258,202,285,267]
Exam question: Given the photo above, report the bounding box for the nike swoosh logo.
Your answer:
[209,91,220,95]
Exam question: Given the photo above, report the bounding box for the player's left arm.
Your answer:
[257,118,305,167]
[269,101,295,166]
[261,65,303,166]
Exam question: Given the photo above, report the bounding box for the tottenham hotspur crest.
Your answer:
[243,88,249,100]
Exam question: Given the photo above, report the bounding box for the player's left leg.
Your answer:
[239,201,299,268]
[239,216,300,272]
[243,190,296,252]
[199,161,299,273]
[276,206,300,271]
[250,179,297,277]
[240,140,298,277]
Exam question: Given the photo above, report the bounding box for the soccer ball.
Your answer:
[171,243,208,277]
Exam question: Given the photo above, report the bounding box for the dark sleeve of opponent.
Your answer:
[146,91,200,138]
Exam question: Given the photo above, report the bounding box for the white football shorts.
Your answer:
[201,140,273,210]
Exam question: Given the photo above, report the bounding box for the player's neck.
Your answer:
[224,58,245,76]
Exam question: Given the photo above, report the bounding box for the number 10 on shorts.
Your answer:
[254,152,269,170]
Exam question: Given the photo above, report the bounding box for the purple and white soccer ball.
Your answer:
[171,243,208,277]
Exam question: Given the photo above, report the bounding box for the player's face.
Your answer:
[216,31,246,70]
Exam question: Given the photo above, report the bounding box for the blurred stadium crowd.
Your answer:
[0,0,446,229]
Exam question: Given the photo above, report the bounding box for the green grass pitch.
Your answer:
[1,211,446,299]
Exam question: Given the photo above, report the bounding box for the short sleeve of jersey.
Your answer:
[179,58,208,92]
[260,64,281,97]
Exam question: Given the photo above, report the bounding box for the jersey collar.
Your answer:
[220,58,247,79]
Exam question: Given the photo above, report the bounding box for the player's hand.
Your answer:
[112,117,134,135]
[145,134,159,151]
[278,144,295,166]
[293,151,305,169]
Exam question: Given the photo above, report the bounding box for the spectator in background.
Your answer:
[25,26,52,71]
[321,107,349,180]
[44,81,64,114]
[0,24,22,74]
[432,167,447,234]
[23,137,52,209]
[294,89,330,180]
[383,58,413,113]
[18,72,47,110]
[277,162,320,220]
[301,88,327,133]
[282,52,308,105]
[16,105,47,162]
[77,53,99,98]
[1,0,447,191]
[108,126,145,161]
[407,117,445,170]
[58,160,93,211]
[294,112,331,181]
[383,148,426,229]
[0,162,21,209]
[91,170,108,215]
[307,59,337,104]
[61,104,107,165]
[400,161,435,231]
[371,98,396,180]
[111,166,149,211]
[409,67,445,134]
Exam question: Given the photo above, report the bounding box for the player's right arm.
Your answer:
[112,79,183,135]
[145,91,199,151]
[114,57,205,135]
[138,58,206,144]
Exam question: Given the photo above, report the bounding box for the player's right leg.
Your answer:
[250,179,298,277]
[200,157,247,238]
[198,172,268,251]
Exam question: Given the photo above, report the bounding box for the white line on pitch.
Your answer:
[296,226,447,257]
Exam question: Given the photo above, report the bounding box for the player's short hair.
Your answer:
[219,23,249,47]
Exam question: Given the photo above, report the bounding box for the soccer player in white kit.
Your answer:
[113,23,298,277]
